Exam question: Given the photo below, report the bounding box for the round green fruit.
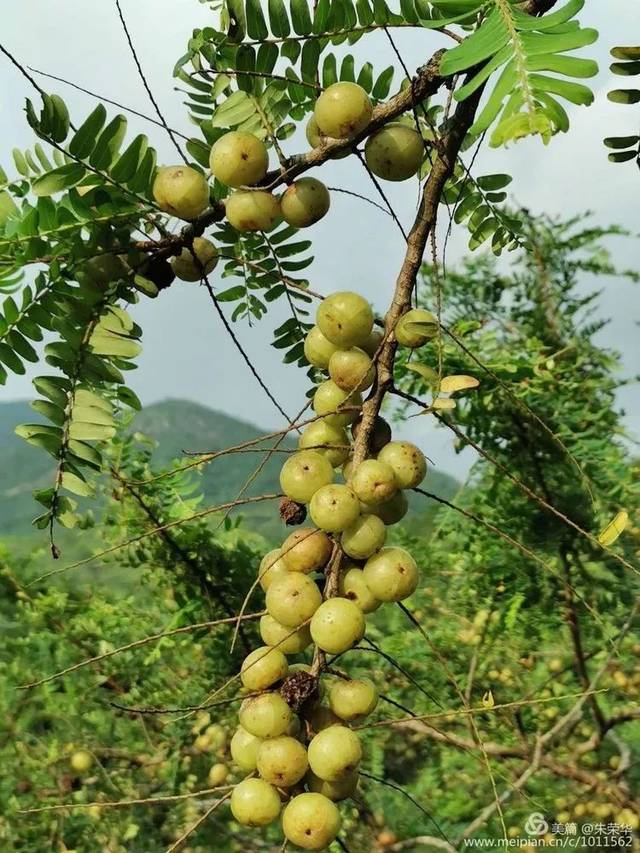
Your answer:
[308,725,362,781]
[328,348,375,392]
[258,548,289,591]
[313,380,362,428]
[309,484,360,532]
[240,645,288,691]
[394,308,438,348]
[360,328,384,357]
[362,489,409,525]
[341,514,386,560]
[230,778,281,827]
[350,459,397,505]
[170,237,218,282]
[314,82,373,139]
[239,693,293,739]
[329,679,378,721]
[266,572,322,628]
[282,792,342,850]
[281,178,330,228]
[260,614,312,654]
[280,450,334,504]
[310,598,365,654]
[304,326,340,369]
[209,131,268,187]
[364,122,424,182]
[257,736,309,787]
[307,770,358,801]
[377,441,427,489]
[208,762,229,786]
[316,291,374,348]
[363,547,419,602]
[153,165,209,220]
[70,750,93,774]
[351,415,392,453]
[225,190,281,232]
[305,116,350,158]
[230,726,262,770]
[299,420,350,468]
[281,527,333,574]
[339,566,381,614]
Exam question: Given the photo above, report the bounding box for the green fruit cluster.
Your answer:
[225,288,427,849]
[149,83,425,290]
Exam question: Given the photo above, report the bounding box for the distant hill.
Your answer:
[0,399,459,547]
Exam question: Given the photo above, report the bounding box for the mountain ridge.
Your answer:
[0,398,459,545]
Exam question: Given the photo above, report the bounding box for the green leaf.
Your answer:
[268,0,290,36]
[608,150,638,163]
[89,330,142,359]
[211,90,257,128]
[61,470,95,497]
[111,134,149,184]
[291,0,313,34]
[12,148,30,177]
[30,399,65,425]
[49,94,71,143]
[607,89,640,104]
[371,66,394,99]
[68,420,117,441]
[68,439,103,469]
[246,0,268,39]
[611,46,640,61]
[610,60,640,77]
[69,103,108,159]
[0,190,19,226]
[603,135,639,150]
[187,138,212,169]
[31,163,86,197]
[476,174,512,191]
[90,115,128,171]
[0,341,25,374]
[301,41,321,83]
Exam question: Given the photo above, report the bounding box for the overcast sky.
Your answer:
[1,1,638,478]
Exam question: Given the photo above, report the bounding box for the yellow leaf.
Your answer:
[440,374,480,394]
[432,397,456,410]
[481,690,495,709]
[406,363,438,384]
[598,510,629,547]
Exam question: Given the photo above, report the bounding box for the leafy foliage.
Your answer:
[605,45,640,167]
[441,0,598,146]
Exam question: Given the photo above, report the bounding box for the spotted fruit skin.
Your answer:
[316,291,374,348]
[153,166,209,220]
[363,546,419,601]
[309,484,361,532]
[230,778,281,827]
[225,190,281,232]
[279,450,334,504]
[282,792,342,850]
[310,598,366,654]
[377,440,427,489]
[281,178,330,227]
[209,131,268,187]
[314,82,373,139]
[364,122,424,182]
